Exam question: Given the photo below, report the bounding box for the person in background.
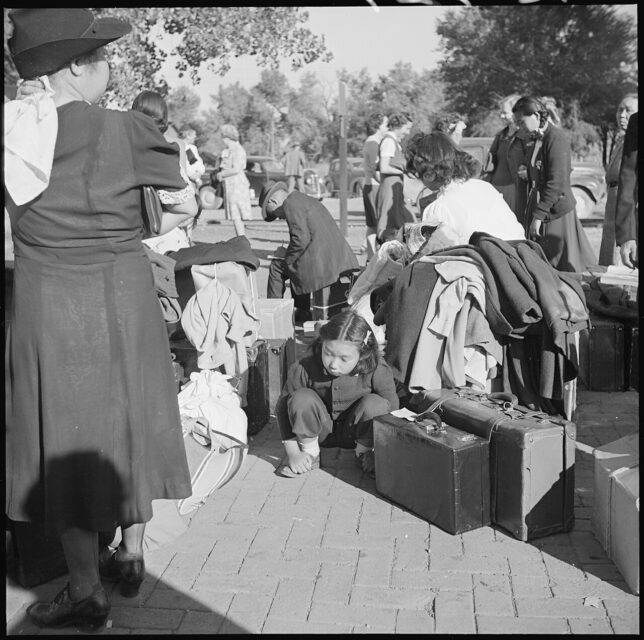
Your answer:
[513,96,596,272]
[433,112,467,144]
[5,8,197,631]
[375,111,415,243]
[275,309,398,478]
[180,126,205,186]
[283,139,308,193]
[131,89,198,249]
[407,131,524,245]
[599,93,638,266]
[483,94,531,222]
[615,111,638,269]
[362,112,388,260]
[216,123,252,237]
[260,180,359,325]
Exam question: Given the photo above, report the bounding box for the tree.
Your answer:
[436,5,637,153]
[4,8,332,109]
[165,85,201,133]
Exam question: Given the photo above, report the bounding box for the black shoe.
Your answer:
[99,547,145,597]
[27,583,110,631]
[293,308,312,325]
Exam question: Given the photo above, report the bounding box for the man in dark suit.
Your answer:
[615,112,638,268]
[259,181,359,323]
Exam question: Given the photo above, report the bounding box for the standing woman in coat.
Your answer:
[375,112,415,243]
[216,123,252,237]
[513,96,596,272]
[5,9,197,630]
[599,93,638,266]
[484,94,532,222]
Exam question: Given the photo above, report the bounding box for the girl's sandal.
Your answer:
[277,454,320,478]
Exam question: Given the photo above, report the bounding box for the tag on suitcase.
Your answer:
[374,412,491,535]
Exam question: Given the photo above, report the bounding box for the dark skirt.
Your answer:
[362,184,378,229]
[5,252,192,535]
[375,174,415,240]
[538,210,598,273]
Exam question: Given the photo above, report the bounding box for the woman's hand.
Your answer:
[528,219,542,240]
[517,164,528,181]
[16,79,46,99]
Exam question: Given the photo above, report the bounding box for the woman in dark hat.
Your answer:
[513,96,596,272]
[5,8,198,631]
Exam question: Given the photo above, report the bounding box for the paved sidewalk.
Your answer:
[6,211,639,634]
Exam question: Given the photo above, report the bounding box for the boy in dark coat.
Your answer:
[260,180,360,323]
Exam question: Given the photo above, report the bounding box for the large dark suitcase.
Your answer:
[374,412,491,535]
[577,315,625,391]
[245,339,270,435]
[6,518,68,588]
[624,321,639,391]
[267,338,296,414]
[411,390,575,541]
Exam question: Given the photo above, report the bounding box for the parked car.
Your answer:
[458,137,607,220]
[197,153,326,210]
[325,157,366,197]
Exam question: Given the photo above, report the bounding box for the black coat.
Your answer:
[527,123,576,222]
[614,112,638,246]
[282,191,359,294]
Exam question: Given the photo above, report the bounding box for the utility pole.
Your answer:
[338,80,348,237]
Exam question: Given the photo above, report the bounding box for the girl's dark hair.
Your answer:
[405,130,481,189]
[432,112,465,134]
[512,96,549,128]
[312,309,379,375]
[386,111,412,131]
[132,90,169,133]
[365,112,386,136]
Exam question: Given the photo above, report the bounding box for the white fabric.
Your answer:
[350,293,386,346]
[142,226,191,254]
[4,77,58,206]
[421,179,525,245]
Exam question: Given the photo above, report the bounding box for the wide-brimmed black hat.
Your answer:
[258,180,288,222]
[8,8,132,79]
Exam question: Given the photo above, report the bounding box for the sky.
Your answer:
[162,4,638,113]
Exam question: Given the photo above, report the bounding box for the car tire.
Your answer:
[572,186,595,220]
[351,181,362,197]
[198,186,223,210]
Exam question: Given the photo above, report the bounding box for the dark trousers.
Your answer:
[278,388,391,449]
[267,258,310,311]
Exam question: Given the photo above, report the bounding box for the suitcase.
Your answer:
[412,389,576,541]
[6,518,68,588]
[257,298,295,340]
[624,321,639,391]
[311,270,359,321]
[267,337,296,414]
[244,339,271,435]
[374,412,491,535]
[577,315,625,391]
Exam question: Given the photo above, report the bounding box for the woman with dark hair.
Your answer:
[407,131,524,244]
[5,9,197,630]
[513,96,596,272]
[483,94,531,220]
[432,112,467,144]
[362,112,388,259]
[375,111,415,243]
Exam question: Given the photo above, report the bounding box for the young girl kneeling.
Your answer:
[275,309,399,478]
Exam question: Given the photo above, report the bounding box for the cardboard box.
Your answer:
[257,298,294,340]
[591,433,639,552]
[609,465,639,594]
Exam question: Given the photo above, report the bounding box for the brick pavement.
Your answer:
[6,212,639,634]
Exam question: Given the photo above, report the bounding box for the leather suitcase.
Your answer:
[6,518,68,588]
[374,412,491,535]
[311,270,359,321]
[267,337,296,415]
[578,315,625,391]
[244,339,270,435]
[624,321,639,391]
[412,389,576,541]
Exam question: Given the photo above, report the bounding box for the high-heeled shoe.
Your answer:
[99,547,145,597]
[27,583,110,631]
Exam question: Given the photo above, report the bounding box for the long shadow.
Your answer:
[6,452,251,635]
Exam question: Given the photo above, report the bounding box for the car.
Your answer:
[198,153,327,209]
[325,157,366,197]
[458,136,607,220]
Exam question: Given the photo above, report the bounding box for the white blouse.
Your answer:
[422,179,525,244]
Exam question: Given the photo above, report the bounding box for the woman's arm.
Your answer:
[533,129,570,220]
[371,361,400,411]
[378,137,403,175]
[217,146,245,179]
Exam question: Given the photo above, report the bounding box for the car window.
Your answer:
[330,161,339,172]
[351,160,363,169]
[263,160,284,172]
[247,162,263,173]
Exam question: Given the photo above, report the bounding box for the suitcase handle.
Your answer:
[413,409,445,433]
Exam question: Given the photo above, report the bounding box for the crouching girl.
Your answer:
[276,309,399,478]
